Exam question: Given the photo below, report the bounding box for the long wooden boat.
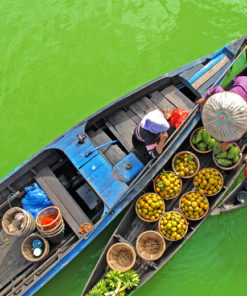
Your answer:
[81,52,247,296]
[1,35,246,296]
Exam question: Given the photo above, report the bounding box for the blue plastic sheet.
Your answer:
[22,183,53,218]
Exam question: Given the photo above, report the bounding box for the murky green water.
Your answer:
[1,0,247,295]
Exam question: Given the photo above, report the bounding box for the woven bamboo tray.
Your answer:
[136,231,166,261]
[158,211,189,241]
[179,191,209,221]
[135,193,165,223]
[21,233,50,262]
[172,151,200,179]
[213,143,244,171]
[190,127,213,154]
[153,170,182,200]
[106,243,136,272]
[193,168,224,196]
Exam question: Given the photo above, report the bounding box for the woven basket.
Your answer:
[36,207,62,231]
[172,151,200,179]
[158,211,189,241]
[21,233,50,262]
[213,143,243,171]
[153,171,182,200]
[193,168,224,196]
[178,191,209,221]
[135,193,165,223]
[190,127,212,154]
[2,207,35,237]
[136,231,166,261]
[106,243,136,272]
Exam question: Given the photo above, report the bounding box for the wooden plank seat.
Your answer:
[129,96,159,119]
[150,90,176,111]
[87,129,126,166]
[161,85,195,111]
[192,56,230,89]
[35,166,92,238]
[105,110,137,152]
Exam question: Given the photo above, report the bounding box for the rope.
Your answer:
[7,193,15,208]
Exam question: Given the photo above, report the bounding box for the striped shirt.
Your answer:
[134,123,160,158]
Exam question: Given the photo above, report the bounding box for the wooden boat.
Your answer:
[81,48,247,296]
[211,165,247,215]
[0,35,246,296]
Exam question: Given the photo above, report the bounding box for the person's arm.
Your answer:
[197,86,225,109]
[155,132,168,155]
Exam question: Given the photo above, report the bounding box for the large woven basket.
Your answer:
[179,191,209,221]
[212,143,244,171]
[135,193,165,223]
[158,211,189,241]
[136,231,166,261]
[193,168,224,196]
[106,243,136,272]
[190,127,213,154]
[172,151,200,179]
[153,171,182,200]
[2,207,35,237]
[21,233,50,262]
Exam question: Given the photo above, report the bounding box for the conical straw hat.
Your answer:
[202,91,247,142]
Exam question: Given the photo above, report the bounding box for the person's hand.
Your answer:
[196,97,206,111]
[160,131,168,143]
[220,142,229,152]
[163,109,171,120]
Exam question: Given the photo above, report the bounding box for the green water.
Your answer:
[1,0,247,295]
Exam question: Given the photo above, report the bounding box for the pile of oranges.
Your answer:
[154,171,182,199]
[179,191,209,220]
[158,211,188,241]
[173,152,198,177]
[193,168,223,196]
[136,193,165,222]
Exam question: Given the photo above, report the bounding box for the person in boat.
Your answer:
[132,108,175,162]
[197,76,247,150]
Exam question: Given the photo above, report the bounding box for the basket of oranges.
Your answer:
[158,211,188,241]
[135,193,165,222]
[172,151,200,179]
[153,170,182,200]
[193,168,224,196]
[179,191,209,221]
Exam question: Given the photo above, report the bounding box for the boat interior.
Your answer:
[82,115,246,295]
[1,55,245,296]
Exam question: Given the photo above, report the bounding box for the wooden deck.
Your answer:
[88,84,195,166]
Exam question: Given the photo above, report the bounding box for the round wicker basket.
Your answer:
[36,206,62,231]
[21,233,50,262]
[106,243,136,272]
[193,168,224,196]
[172,151,200,179]
[136,231,166,261]
[158,211,189,241]
[190,127,212,154]
[178,191,209,221]
[135,193,165,223]
[2,207,35,237]
[212,143,243,171]
[153,171,182,200]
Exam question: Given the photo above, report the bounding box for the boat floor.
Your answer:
[82,119,244,295]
